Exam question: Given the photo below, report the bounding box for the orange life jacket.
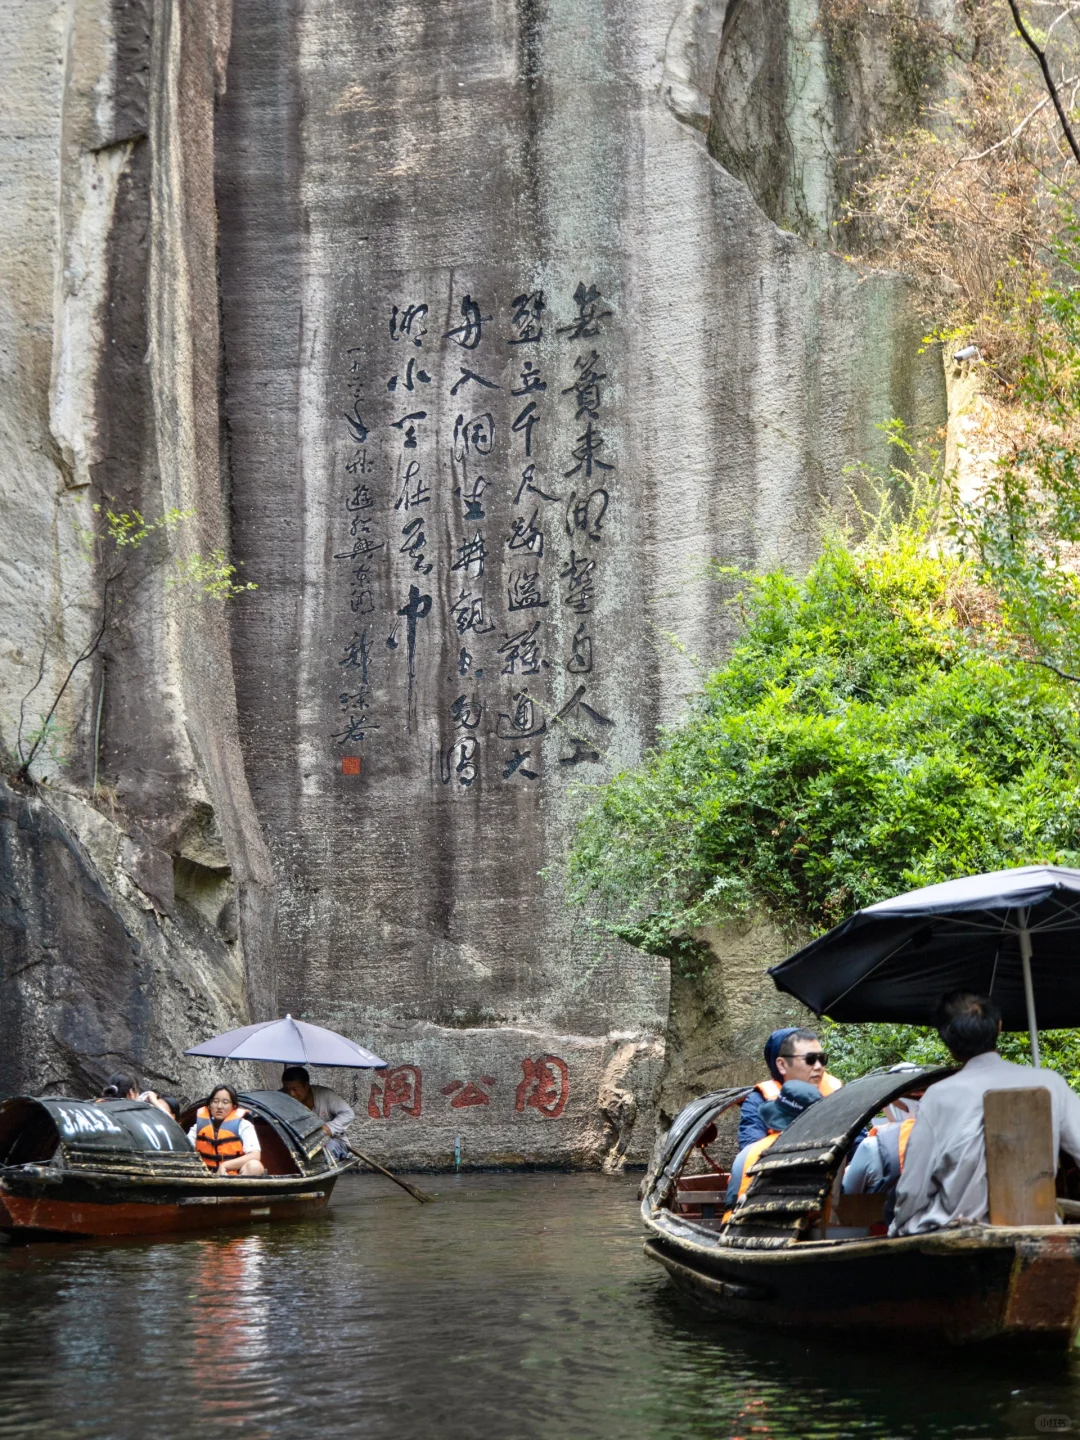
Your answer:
[723,1130,781,1222]
[868,1115,915,1184]
[754,1072,843,1102]
[899,1116,914,1167]
[193,1105,248,1169]
[736,1131,780,1200]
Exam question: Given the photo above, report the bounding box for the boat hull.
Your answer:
[0,1169,340,1238]
[645,1226,1080,1349]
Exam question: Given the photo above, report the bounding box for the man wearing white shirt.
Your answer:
[281,1065,356,1160]
[891,992,1080,1235]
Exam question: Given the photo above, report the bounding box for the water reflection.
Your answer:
[188,1235,277,1435]
[0,1173,1079,1440]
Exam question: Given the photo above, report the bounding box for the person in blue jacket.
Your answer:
[726,1080,824,1210]
[736,1026,843,1149]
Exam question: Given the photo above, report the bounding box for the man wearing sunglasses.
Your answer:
[737,1027,844,1148]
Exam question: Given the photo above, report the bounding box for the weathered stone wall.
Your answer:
[214,0,944,1164]
[0,0,274,1099]
[657,915,814,1128]
[0,776,256,1099]
[705,0,959,239]
[1,0,946,1162]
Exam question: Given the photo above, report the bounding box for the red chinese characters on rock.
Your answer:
[368,1064,422,1119]
[514,1055,570,1118]
[441,1076,496,1108]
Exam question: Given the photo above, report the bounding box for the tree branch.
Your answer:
[17,606,112,782]
[1006,0,1080,165]
[957,86,1075,163]
[16,627,53,766]
[14,558,131,783]
[1018,654,1080,682]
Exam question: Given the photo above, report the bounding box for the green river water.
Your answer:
[0,1172,1077,1440]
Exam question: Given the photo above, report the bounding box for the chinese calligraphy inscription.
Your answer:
[332,279,620,785]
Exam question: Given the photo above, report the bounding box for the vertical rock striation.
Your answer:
[214,0,944,1162]
[0,0,273,1097]
[1,0,947,1158]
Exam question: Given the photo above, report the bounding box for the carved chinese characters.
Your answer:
[515,1055,570,1119]
[364,1057,572,1121]
[368,1065,423,1119]
[331,279,619,788]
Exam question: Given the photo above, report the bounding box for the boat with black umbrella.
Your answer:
[642,866,1080,1348]
[0,1016,396,1238]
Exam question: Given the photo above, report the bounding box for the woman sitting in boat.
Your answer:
[95,1072,139,1101]
[95,1072,174,1117]
[736,1028,843,1148]
[188,1085,266,1177]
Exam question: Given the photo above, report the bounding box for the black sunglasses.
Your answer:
[780,1051,828,1067]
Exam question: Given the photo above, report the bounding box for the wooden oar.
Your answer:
[346,1143,435,1203]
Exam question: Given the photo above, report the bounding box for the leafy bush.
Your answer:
[569,528,1080,949]
[822,1018,1080,1086]
[567,512,1080,1066]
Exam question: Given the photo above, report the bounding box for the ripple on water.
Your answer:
[0,1173,1078,1440]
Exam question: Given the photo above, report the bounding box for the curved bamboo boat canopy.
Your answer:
[642,1068,954,1250]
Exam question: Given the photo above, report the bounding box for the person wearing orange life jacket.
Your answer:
[877,1114,916,1187]
[188,1084,265,1176]
[843,1088,920,1223]
[725,1080,825,1220]
[736,1027,844,1149]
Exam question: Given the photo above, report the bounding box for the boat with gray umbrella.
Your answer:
[0,1016,392,1238]
[0,1090,353,1238]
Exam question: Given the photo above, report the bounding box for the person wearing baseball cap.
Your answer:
[725,1080,824,1218]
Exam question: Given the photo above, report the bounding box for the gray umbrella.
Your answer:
[185,1014,386,1068]
[768,865,1080,1067]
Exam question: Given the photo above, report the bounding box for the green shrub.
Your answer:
[570,531,1080,942]
[821,1018,1080,1086]
[567,519,1080,1063]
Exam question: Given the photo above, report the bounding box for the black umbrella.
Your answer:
[768,865,1080,1067]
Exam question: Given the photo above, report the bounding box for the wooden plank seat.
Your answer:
[675,1171,731,1217]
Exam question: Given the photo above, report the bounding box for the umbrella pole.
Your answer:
[1019,922,1041,1068]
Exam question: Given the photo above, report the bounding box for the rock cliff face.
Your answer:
[702,0,954,239]
[1,0,273,1100]
[0,0,945,1164]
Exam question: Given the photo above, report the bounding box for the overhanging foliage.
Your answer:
[569,529,1080,950]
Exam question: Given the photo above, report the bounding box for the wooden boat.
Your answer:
[641,1067,1080,1349]
[0,1090,352,1238]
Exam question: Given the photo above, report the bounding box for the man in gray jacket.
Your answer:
[281,1065,356,1160]
[891,991,1080,1235]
